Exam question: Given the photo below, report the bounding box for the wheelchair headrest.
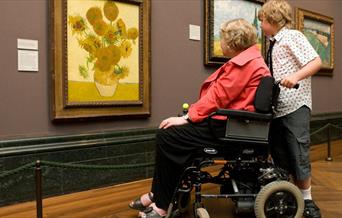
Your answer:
[254,76,275,114]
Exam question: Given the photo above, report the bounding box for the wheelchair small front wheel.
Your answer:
[196,208,210,218]
[254,181,304,218]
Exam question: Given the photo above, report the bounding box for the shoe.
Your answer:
[304,199,321,218]
[129,192,154,211]
[140,207,165,218]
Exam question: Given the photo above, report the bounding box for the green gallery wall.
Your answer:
[0,0,342,206]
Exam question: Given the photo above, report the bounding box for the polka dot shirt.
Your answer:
[271,28,319,118]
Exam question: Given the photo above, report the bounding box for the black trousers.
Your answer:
[151,120,225,210]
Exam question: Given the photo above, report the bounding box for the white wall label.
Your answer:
[18,50,39,72]
[189,24,200,41]
[17,38,39,50]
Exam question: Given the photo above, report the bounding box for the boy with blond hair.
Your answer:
[258,0,322,217]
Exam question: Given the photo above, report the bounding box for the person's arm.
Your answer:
[159,116,188,129]
[158,64,248,129]
[281,31,322,88]
[158,67,226,129]
[281,56,322,88]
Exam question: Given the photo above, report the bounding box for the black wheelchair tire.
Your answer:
[177,192,191,213]
[254,181,304,218]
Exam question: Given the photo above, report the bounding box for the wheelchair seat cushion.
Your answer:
[253,76,274,113]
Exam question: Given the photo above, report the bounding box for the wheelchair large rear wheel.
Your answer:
[254,181,304,218]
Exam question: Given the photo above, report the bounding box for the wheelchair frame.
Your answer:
[166,77,304,218]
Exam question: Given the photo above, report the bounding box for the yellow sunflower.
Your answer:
[86,7,102,25]
[104,1,119,22]
[78,38,94,54]
[95,47,115,71]
[92,20,108,36]
[89,35,102,49]
[68,15,86,35]
[127,27,139,40]
[114,65,129,79]
[108,45,121,65]
[104,25,118,44]
[120,40,132,58]
[95,45,122,72]
[78,35,101,55]
[117,18,127,38]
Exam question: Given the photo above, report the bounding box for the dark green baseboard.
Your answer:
[0,128,157,206]
[311,112,342,144]
[1,112,342,207]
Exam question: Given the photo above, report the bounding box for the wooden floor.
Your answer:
[1,141,342,218]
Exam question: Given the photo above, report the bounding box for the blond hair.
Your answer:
[220,19,257,52]
[258,0,293,28]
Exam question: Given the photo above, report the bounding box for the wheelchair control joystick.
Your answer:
[182,103,189,115]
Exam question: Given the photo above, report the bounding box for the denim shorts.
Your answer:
[269,106,311,180]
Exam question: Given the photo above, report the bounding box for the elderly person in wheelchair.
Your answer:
[129,19,303,218]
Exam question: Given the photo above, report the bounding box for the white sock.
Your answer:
[301,186,312,200]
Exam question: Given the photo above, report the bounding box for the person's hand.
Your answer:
[280,74,299,88]
[159,116,188,129]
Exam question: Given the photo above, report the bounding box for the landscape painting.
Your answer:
[204,0,264,65]
[296,8,334,75]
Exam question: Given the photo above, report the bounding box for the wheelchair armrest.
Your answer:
[210,109,273,121]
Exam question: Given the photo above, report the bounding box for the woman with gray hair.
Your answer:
[129,19,271,218]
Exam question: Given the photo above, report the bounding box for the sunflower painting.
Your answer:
[67,0,140,104]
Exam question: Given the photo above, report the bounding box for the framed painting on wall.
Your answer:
[296,8,334,76]
[204,0,265,66]
[50,0,151,120]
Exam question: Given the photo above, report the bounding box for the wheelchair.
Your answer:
[166,77,304,218]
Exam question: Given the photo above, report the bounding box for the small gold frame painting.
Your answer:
[204,0,265,66]
[296,7,334,75]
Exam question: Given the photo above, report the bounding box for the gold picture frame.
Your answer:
[50,0,151,120]
[204,0,265,66]
[296,7,334,76]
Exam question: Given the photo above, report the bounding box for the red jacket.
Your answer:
[188,45,271,122]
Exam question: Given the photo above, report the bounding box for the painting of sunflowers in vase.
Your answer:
[67,0,140,104]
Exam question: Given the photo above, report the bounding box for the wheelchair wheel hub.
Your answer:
[264,191,298,216]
